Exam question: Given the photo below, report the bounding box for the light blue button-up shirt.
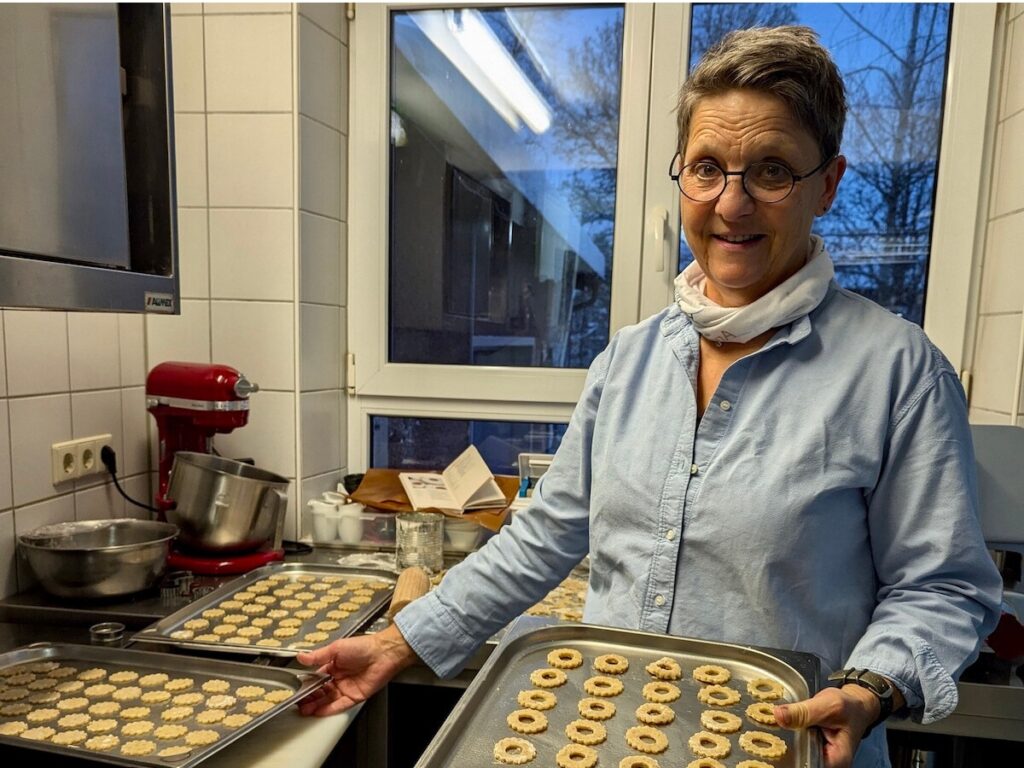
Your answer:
[396,282,1002,767]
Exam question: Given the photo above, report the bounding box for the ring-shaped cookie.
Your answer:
[564,718,607,746]
[506,709,548,734]
[493,736,536,765]
[626,724,669,754]
[641,681,681,703]
[645,657,682,680]
[547,648,584,669]
[693,664,731,685]
[577,697,616,720]
[739,730,788,759]
[688,730,731,759]
[736,761,774,768]
[529,668,567,688]
[517,689,557,711]
[699,709,743,733]
[582,675,624,697]
[593,653,629,674]
[696,685,741,707]
[746,702,778,726]
[555,743,598,768]
[620,758,661,768]
[687,759,726,768]
[635,702,675,725]
[746,678,785,701]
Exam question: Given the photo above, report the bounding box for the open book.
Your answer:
[398,445,506,515]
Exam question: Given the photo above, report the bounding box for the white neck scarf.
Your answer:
[673,235,834,344]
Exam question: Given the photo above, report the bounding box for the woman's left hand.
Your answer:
[773,685,879,768]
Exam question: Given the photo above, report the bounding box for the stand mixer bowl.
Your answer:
[166,452,288,553]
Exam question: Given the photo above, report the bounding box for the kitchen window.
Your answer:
[348,4,995,470]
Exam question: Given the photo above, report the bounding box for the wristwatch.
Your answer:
[826,668,896,735]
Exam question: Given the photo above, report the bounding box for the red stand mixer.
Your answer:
[146,362,287,575]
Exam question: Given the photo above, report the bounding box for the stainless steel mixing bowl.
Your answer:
[18,519,178,598]
[166,452,289,553]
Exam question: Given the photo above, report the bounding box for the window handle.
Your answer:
[649,206,668,272]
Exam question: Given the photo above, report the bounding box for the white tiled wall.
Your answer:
[148,4,349,545]
[298,3,349,531]
[0,311,151,595]
[969,5,1024,426]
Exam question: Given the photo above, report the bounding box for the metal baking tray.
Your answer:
[0,642,328,768]
[132,564,395,658]
[416,623,822,768]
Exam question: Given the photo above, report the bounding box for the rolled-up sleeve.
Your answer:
[394,351,609,678]
[848,370,1003,723]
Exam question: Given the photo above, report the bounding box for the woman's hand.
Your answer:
[295,623,419,716]
[773,685,880,768]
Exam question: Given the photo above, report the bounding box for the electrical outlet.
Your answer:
[50,434,113,484]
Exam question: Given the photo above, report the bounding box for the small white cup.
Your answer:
[309,499,338,542]
[322,491,346,505]
[337,503,364,545]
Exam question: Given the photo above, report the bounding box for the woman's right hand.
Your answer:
[295,623,419,716]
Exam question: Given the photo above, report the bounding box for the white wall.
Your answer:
[0,3,350,598]
[969,3,1024,426]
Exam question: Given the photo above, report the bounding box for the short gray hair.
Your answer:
[676,26,847,162]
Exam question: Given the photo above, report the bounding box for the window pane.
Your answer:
[389,6,625,368]
[370,415,567,476]
[681,3,952,325]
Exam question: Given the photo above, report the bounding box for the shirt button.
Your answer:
[690,463,699,475]
[720,400,732,411]
[654,594,666,607]
[665,529,676,541]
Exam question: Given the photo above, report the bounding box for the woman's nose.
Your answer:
[715,175,756,218]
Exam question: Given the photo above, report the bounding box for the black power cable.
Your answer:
[99,445,162,514]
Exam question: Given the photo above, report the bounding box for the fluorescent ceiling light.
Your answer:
[410,11,522,132]
[450,10,552,134]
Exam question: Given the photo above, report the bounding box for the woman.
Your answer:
[298,27,1001,768]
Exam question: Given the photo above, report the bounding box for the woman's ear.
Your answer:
[818,155,847,215]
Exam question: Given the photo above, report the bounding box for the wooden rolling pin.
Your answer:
[386,566,431,620]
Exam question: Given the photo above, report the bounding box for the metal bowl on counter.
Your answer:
[166,452,289,553]
[18,519,178,598]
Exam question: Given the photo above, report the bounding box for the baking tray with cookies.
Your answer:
[416,622,822,768]
[0,641,328,767]
[131,564,396,658]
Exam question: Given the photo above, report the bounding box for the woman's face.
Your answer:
[680,89,845,307]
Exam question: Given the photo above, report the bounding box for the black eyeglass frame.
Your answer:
[669,153,838,204]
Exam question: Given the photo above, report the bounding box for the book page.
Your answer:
[399,472,460,512]
[442,445,505,508]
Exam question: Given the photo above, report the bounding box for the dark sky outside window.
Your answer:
[683,3,952,324]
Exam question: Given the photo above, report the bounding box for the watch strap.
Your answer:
[826,668,895,735]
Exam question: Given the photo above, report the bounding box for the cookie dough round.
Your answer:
[739,730,788,760]
[83,733,119,751]
[506,708,547,734]
[688,730,731,759]
[746,678,785,702]
[52,729,88,746]
[697,685,741,707]
[547,648,584,669]
[57,713,90,729]
[636,702,675,725]
[555,742,598,768]
[646,656,683,681]
[122,720,155,736]
[20,726,57,741]
[693,664,731,685]
[700,709,743,733]
[582,675,623,697]
[564,718,607,746]
[577,697,616,720]
[593,653,629,675]
[626,725,670,754]
[185,729,220,746]
[121,739,157,756]
[153,724,188,740]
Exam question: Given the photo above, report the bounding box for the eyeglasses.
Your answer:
[669,153,836,204]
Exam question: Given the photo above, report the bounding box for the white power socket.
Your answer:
[50,434,113,485]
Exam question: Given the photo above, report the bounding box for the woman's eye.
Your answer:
[690,163,721,180]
